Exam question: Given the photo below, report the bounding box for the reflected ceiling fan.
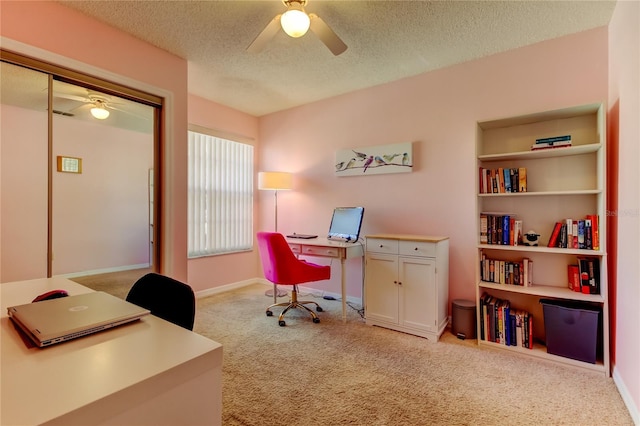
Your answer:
[247,0,347,56]
[54,90,147,120]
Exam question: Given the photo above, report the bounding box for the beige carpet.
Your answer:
[75,275,632,425]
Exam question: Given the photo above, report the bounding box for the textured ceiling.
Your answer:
[57,1,616,117]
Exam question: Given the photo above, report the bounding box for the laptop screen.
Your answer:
[327,207,365,242]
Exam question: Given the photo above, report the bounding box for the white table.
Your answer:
[287,237,364,322]
[1,277,223,426]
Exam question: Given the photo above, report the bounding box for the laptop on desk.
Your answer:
[7,291,150,347]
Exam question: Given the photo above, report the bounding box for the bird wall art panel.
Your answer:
[335,142,413,176]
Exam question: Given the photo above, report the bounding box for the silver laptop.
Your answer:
[7,291,150,347]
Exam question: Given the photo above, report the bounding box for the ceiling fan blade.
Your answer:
[247,14,282,53]
[54,93,91,103]
[106,104,151,120]
[309,13,347,56]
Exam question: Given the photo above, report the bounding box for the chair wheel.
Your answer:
[278,320,286,327]
[313,317,320,323]
[316,306,323,312]
[266,310,273,317]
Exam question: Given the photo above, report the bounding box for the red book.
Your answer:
[547,222,563,247]
[568,264,580,292]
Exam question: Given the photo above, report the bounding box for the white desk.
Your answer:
[1,277,223,426]
[286,237,364,322]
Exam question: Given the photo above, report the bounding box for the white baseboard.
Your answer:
[195,279,260,299]
[58,263,151,279]
[196,278,363,306]
[612,364,640,425]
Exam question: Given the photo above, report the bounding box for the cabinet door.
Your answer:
[365,253,399,323]
[399,256,436,332]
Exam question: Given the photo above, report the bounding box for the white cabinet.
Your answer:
[475,102,609,375]
[365,234,449,341]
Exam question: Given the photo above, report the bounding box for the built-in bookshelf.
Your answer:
[475,102,609,376]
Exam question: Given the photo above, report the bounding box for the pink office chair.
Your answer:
[256,232,331,326]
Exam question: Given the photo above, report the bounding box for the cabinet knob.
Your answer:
[414,247,419,251]
[379,244,384,248]
[398,281,402,285]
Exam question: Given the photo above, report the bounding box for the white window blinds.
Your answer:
[188,131,254,257]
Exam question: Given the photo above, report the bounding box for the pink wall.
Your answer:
[1,1,189,280]
[186,94,261,292]
[258,27,608,303]
[608,0,640,418]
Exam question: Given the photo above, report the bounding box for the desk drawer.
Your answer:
[366,238,399,255]
[399,240,436,257]
[288,244,302,255]
[302,246,340,258]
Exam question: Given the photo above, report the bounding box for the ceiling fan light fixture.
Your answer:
[90,106,110,120]
[280,4,310,38]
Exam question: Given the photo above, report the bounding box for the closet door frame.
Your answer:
[1,49,163,278]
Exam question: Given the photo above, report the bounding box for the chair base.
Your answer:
[266,285,323,326]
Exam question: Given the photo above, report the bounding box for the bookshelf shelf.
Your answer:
[478,143,601,162]
[478,340,606,374]
[478,244,604,256]
[478,281,605,303]
[475,102,609,376]
[478,189,602,197]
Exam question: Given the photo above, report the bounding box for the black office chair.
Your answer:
[126,273,196,331]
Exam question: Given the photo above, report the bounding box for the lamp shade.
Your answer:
[258,172,293,191]
[280,4,310,38]
[90,106,110,119]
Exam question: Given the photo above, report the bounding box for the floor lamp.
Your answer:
[258,171,293,301]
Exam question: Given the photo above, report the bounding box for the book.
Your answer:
[503,168,512,193]
[577,220,585,248]
[513,220,523,245]
[578,257,591,293]
[565,218,573,248]
[559,223,567,248]
[578,256,600,294]
[502,215,510,245]
[547,222,563,247]
[518,167,527,192]
[568,264,580,292]
[531,141,572,150]
[479,213,488,244]
[584,219,593,250]
[588,214,600,251]
[535,135,572,144]
[498,167,505,193]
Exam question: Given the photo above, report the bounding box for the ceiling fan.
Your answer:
[247,0,347,56]
[54,90,148,120]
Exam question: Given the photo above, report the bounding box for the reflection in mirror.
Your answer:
[51,80,155,279]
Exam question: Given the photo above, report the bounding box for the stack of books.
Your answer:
[480,252,532,286]
[531,135,572,151]
[479,293,533,349]
[568,257,601,295]
[479,213,523,246]
[547,215,599,250]
[478,167,526,193]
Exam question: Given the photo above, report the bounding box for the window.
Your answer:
[188,130,254,257]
